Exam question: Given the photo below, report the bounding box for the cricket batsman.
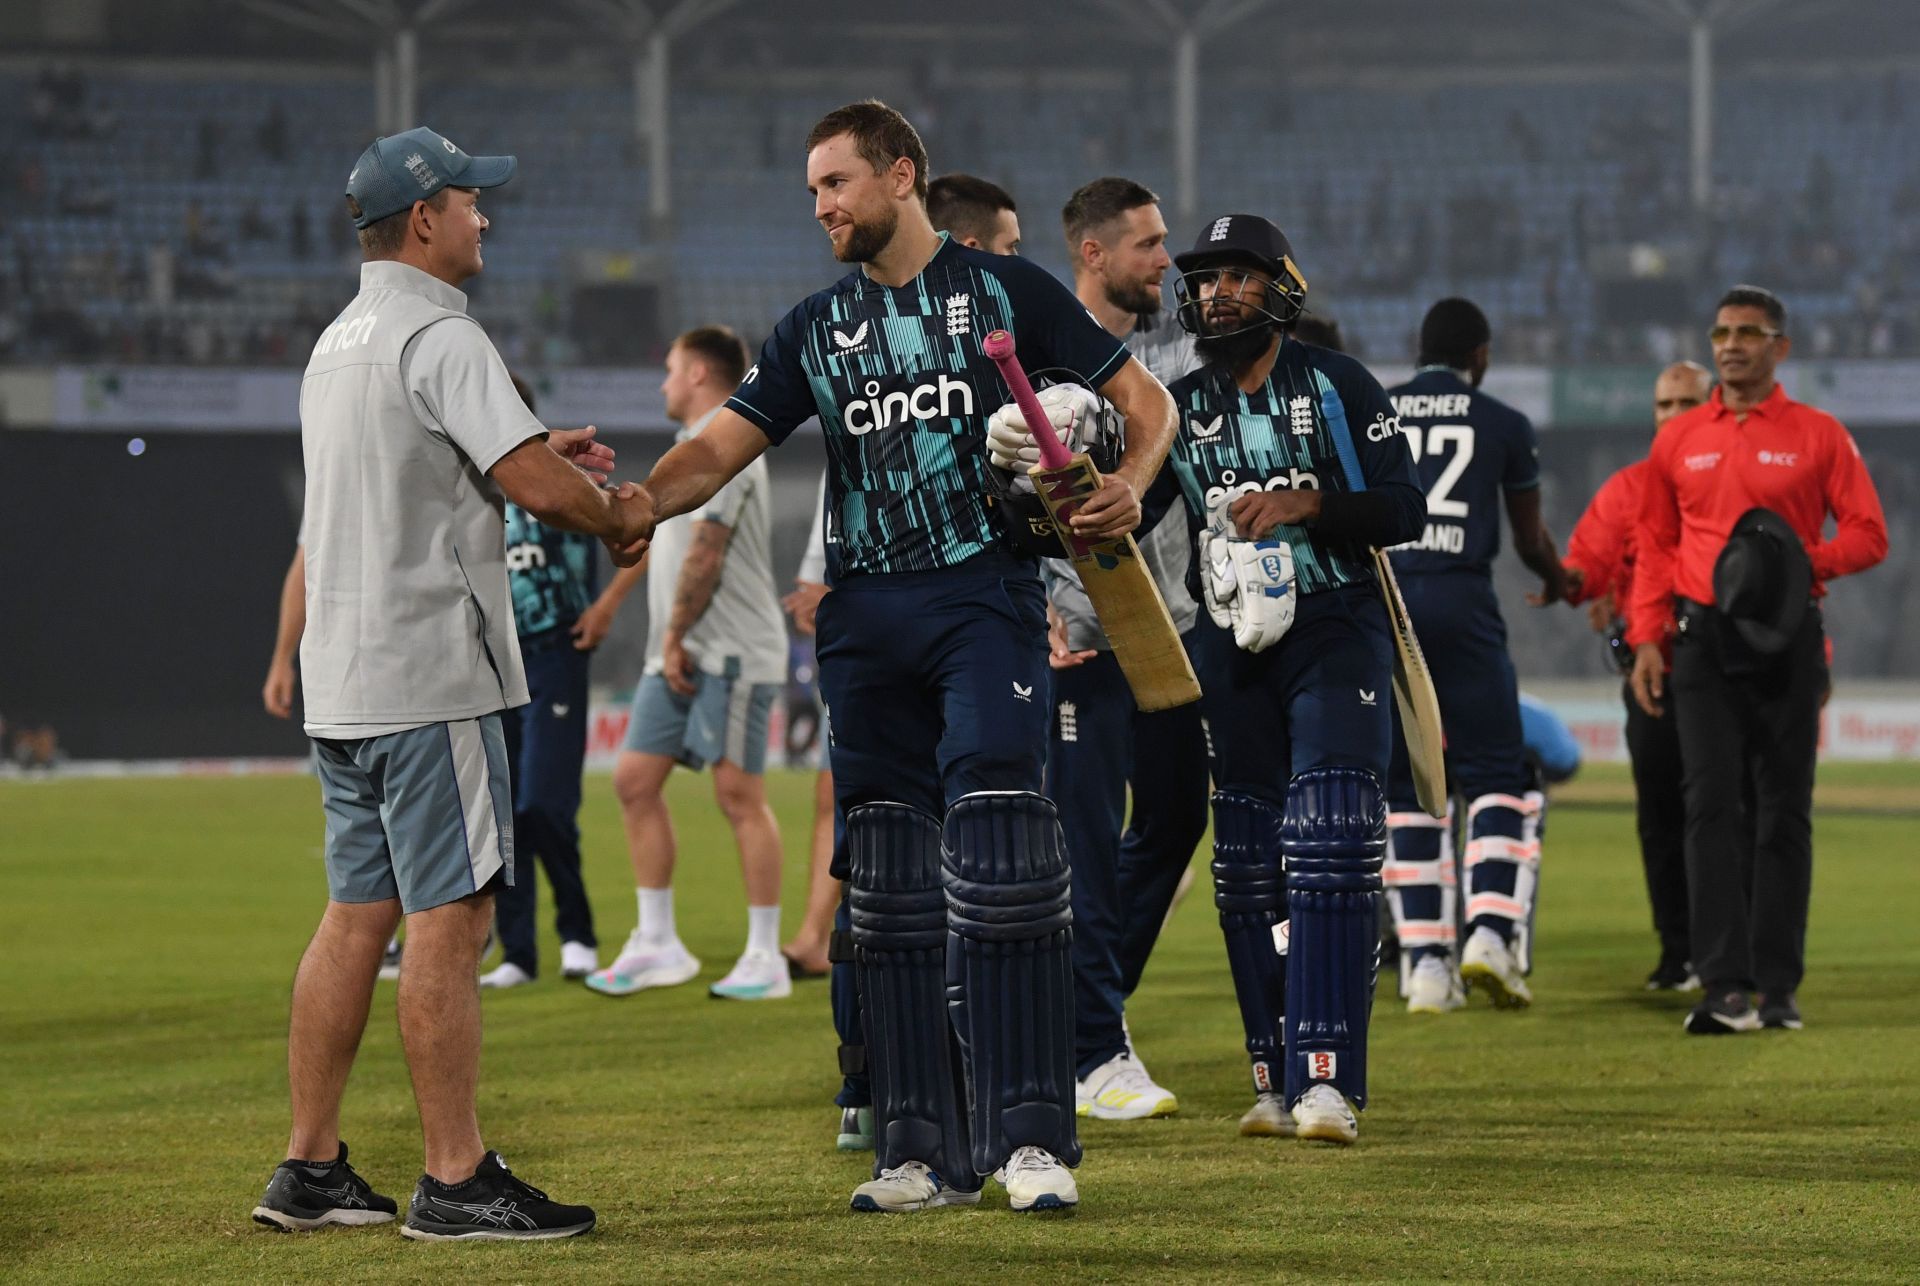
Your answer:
[618,100,1176,1212]
[1160,214,1424,1144]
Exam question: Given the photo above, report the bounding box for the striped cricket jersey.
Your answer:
[726,233,1129,577]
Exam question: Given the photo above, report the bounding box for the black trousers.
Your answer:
[1669,611,1825,995]
[1622,679,1690,963]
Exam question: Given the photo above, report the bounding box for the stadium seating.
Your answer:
[1,64,1915,364]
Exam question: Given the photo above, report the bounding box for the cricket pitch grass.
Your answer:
[3,764,1915,1282]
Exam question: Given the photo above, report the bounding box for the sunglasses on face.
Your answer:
[1709,324,1783,344]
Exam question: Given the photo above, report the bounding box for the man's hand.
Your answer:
[605,482,655,567]
[1629,642,1666,717]
[1047,601,1096,670]
[1526,561,1578,607]
[548,424,616,484]
[1584,591,1615,635]
[571,597,618,651]
[1069,473,1141,540]
[662,631,696,697]
[783,581,828,636]
[262,659,296,719]
[1230,488,1319,539]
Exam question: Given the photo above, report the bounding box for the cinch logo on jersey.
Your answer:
[1366,413,1403,442]
[1201,466,1320,515]
[843,374,976,436]
[505,541,547,572]
[313,313,378,356]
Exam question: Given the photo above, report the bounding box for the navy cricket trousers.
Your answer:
[497,638,597,974]
[1045,636,1210,1077]
[814,556,1052,845]
[1386,571,1527,807]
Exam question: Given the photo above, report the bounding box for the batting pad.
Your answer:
[942,791,1080,1176]
[1282,767,1387,1110]
[1211,791,1289,1098]
[1384,805,1457,996]
[847,802,977,1190]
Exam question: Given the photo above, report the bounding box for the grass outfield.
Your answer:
[3,764,1916,1283]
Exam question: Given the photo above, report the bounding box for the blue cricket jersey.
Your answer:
[1163,339,1422,595]
[505,503,600,641]
[1385,367,1541,577]
[725,233,1129,577]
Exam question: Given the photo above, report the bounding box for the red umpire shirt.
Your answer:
[1627,383,1887,649]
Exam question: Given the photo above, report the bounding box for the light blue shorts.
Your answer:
[623,671,777,773]
[311,714,515,913]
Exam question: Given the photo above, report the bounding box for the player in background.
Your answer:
[1561,361,1711,992]
[585,326,793,1002]
[1382,299,1572,1015]
[1159,214,1424,1144]
[476,374,630,989]
[1018,177,1206,1122]
[780,470,877,1153]
[618,101,1176,1213]
[926,173,1022,254]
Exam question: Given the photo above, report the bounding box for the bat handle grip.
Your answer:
[982,329,1073,471]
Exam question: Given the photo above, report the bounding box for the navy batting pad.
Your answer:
[942,791,1080,1175]
[847,802,977,1190]
[1211,791,1289,1098]
[1281,767,1386,1109]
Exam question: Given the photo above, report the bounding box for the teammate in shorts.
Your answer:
[586,326,792,1002]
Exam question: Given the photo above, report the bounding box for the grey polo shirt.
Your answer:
[299,260,542,736]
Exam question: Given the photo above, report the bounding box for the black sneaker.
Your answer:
[1684,988,1761,1035]
[252,1141,398,1231]
[1645,955,1701,992]
[402,1151,595,1241]
[1758,992,1803,1030]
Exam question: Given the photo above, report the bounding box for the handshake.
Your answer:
[546,425,655,567]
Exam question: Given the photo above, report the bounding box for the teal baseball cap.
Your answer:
[345,126,515,228]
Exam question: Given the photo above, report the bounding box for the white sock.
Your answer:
[746,904,780,956]
[638,887,676,947]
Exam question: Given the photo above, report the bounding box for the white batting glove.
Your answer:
[1203,519,1296,653]
[987,383,1100,473]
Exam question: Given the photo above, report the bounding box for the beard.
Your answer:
[833,205,898,264]
[1195,321,1276,371]
[1103,276,1161,317]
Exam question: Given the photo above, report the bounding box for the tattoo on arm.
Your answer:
[666,521,733,635]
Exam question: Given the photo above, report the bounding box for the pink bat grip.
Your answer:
[982,329,1072,470]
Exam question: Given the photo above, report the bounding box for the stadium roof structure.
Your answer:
[25,0,1916,73]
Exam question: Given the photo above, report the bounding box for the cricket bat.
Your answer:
[983,329,1201,712]
[1372,548,1448,818]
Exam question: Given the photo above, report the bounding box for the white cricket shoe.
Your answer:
[583,934,700,996]
[1076,1053,1177,1120]
[559,941,598,979]
[995,1145,1078,1213]
[709,948,793,1000]
[1461,926,1533,1009]
[1238,1092,1297,1138]
[478,962,533,989]
[1292,1084,1358,1145]
[1406,954,1466,1014]
[849,1160,981,1213]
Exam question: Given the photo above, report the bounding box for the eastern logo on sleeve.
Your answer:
[830,321,870,353]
